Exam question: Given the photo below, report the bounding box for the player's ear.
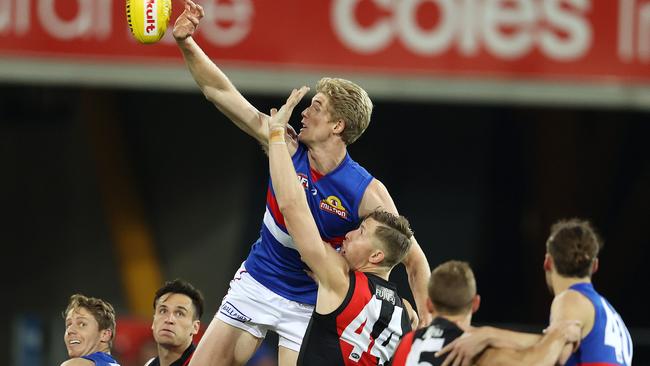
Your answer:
[332,119,345,134]
[426,298,434,314]
[471,294,481,314]
[591,258,599,275]
[543,253,553,272]
[192,320,200,336]
[369,249,384,264]
[100,329,112,343]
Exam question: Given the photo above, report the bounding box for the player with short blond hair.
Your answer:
[173,2,431,366]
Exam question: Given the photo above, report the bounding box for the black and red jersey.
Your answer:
[390,317,463,366]
[144,343,195,366]
[298,271,412,366]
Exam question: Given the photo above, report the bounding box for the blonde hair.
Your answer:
[316,77,373,145]
[366,210,413,268]
[63,294,116,346]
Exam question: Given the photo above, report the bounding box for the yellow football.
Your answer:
[126,0,172,44]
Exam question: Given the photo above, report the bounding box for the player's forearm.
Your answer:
[177,37,266,139]
[476,330,564,366]
[403,238,431,321]
[268,132,326,269]
[269,137,304,212]
[484,327,543,349]
[521,328,571,366]
[177,37,235,97]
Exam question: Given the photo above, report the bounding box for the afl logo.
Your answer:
[350,352,361,361]
[320,196,348,220]
[297,173,318,195]
[297,173,309,189]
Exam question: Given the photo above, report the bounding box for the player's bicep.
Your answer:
[359,179,398,217]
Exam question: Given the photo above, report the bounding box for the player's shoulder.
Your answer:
[551,287,595,325]
[359,178,398,215]
[60,358,95,366]
[554,287,593,308]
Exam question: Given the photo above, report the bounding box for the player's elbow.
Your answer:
[277,197,303,217]
[202,87,219,104]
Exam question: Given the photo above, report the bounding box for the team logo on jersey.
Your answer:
[319,195,348,220]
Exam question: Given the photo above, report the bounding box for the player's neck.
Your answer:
[360,265,391,281]
[438,312,471,328]
[157,341,189,366]
[306,139,347,174]
[552,273,591,295]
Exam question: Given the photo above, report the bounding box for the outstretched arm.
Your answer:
[475,321,581,366]
[267,88,349,292]
[437,326,543,366]
[359,179,431,328]
[173,0,297,152]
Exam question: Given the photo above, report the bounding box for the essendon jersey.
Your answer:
[390,317,463,366]
[298,271,412,366]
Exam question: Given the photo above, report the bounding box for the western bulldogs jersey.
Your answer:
[566,283,633,366]
[81,352,120,366]
[390,317,464,366]
[245,142,373,304]
[297,272,412,366]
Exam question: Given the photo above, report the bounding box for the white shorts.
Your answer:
[216,263,315,352]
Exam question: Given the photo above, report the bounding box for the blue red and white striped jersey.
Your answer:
[244,142,374,305]
[565,283,633,366]
[81,352,120,366]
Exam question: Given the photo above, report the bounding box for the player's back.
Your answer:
[390,317,464,366]
[245,142,373,305]
[298,272,412,366]
[566,283,633,366]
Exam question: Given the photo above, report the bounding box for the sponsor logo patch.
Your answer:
[375,285,396,305]
[319,195,348,220]
[219,301,251,323]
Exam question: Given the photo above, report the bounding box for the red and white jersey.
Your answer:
[297,271,412,366]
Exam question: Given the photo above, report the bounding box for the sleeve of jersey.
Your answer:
[388,330,415,366]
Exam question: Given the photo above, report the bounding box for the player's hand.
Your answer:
[545,320,582,350]
[269,87,310,131]
[173,0,204,41]
[437,325,490,366]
